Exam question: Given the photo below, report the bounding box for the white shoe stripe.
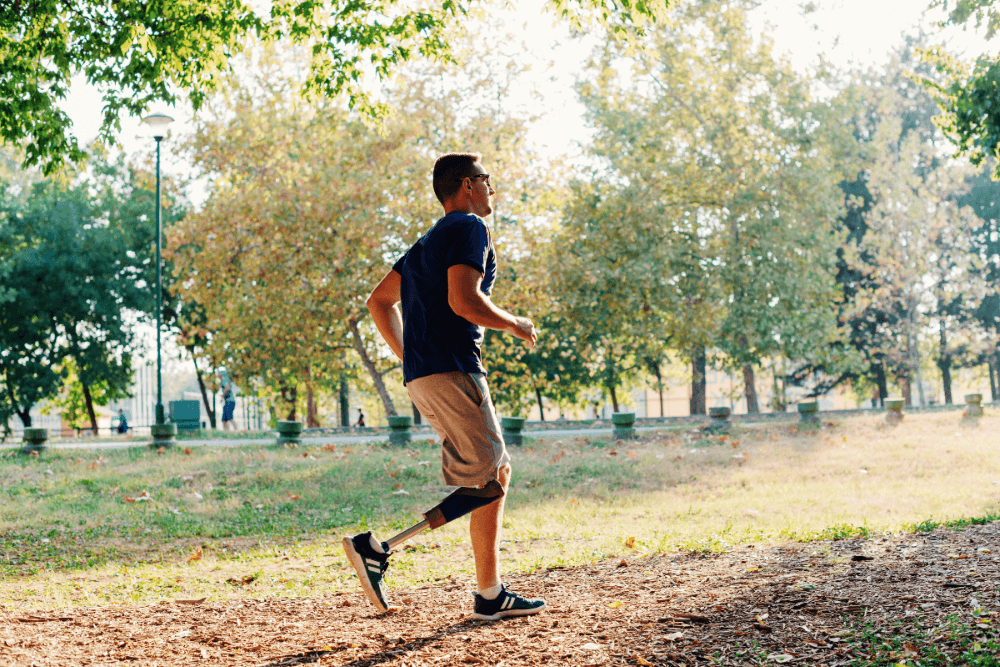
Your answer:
[502,596,513,610]
[365,558,379,567]
[367,565,381,573]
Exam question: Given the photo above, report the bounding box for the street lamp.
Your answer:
[142,112,176,447]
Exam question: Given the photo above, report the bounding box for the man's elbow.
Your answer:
[449,294,473,321]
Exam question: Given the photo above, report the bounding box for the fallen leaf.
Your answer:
[663,632,684,641]
[767,653,793,663]
[624,536,636,549]
[392,489,410,495]
[174,598,206,605]
[187,547,202,563]
[608,600,623,609]
[156,447,165,454]
[581,643,603,650]
[618,559,628,567]
[637,657,654,666]
[183,447,193,455]
[286,493,299,501]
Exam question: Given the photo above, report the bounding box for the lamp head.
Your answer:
[142,112,175,140]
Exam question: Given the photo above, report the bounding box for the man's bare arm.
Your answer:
[447,264,536,348]
[365,269,404,362]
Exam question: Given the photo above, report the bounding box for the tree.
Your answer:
[0,0,663,173]
[927,0,1000,175]
[0,161,154,432]
[835,40,984,406]
[572,0,849,413]
[957,162,1000,401]
[174,25,571,422]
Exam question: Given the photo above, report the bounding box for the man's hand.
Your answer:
[509,316,537,349]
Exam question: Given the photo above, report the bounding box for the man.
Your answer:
[219,369,237,431]
[115,409,128,434]
[343,153,545,620]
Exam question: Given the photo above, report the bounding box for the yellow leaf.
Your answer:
[624,536,636,549]
[637,658,653,666]
[608,600,623,609]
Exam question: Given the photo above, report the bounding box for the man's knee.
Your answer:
[497,463,511,490]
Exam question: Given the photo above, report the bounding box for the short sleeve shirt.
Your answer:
[393,212,497,384]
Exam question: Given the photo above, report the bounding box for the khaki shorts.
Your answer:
[407,371,511,488]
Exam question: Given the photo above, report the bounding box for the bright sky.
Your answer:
[60,0,994,201]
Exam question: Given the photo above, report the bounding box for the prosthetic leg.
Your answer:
[384,480,505,549]
[343,480,506,611]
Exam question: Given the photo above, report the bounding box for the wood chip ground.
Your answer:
[3,522,999,666]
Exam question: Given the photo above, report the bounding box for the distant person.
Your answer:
[116,409,129,434]
[355,408,366,428]
[219,369,237,431]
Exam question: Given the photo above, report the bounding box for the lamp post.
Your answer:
[142,112,177,447]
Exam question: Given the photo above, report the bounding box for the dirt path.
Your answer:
[2,522,998,666]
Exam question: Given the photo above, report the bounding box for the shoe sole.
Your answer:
[471,601,546,621]
[342,536,389,612]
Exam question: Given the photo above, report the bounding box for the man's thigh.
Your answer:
[407,372,510,488]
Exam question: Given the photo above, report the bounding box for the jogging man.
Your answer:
[343,153,546,620]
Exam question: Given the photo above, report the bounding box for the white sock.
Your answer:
[478,583,503,600]
[368,534,385,554]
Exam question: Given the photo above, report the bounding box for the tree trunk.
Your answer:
[938,319,952,405]
[281,385,297,421]
[608,385,619,413]
[16,409,31,427]
[80,377,99,434]
[742,364,759,414]
[412,402,422,425]
[348,317,397,417]
[874,363,887,408]
[189,349,216,429]
[899,375,912,406]
[649,357,664,418]
[339,372,350,427]
[990,352,999,404]
[535,387,545,421]
[690,346,706,415]
[306,383,320,427]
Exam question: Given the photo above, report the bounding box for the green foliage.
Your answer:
[925,2,1000,176]
[41,358,117,431]
[0,153,171,431]
[564,0,854,408]
[0,0,664,174]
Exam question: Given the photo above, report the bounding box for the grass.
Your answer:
[2,411,1000,611]
[847,615,1000,666]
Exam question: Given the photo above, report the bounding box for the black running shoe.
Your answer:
[471,583,546,621]
[342,532,391,612]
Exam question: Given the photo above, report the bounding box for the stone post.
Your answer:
[884,398,905,425]
[501,417,525,446]
[964,393,984,423]
[276,420,303,446]
[21,427,48,455]
[387,415,412,447]
[707,406,732,433]
[150,423,177,448]
[798,401,820,427]
[612,412,637,440]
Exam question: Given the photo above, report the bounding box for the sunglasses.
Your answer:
[456,173,491,187]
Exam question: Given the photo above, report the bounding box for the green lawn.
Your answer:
[2,411,999,611]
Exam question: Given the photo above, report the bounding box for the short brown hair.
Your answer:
[433,152,482,204]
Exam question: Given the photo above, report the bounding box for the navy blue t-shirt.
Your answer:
[393,212,497,384]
